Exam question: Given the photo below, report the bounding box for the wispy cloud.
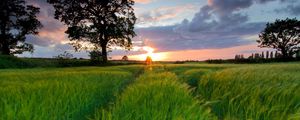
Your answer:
[137,4,198,27]
[134,0,153,4]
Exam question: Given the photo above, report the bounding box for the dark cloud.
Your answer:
[274,0,300,16]
[184,0,278,34]
[135,21,265,52]
[275,3,300,16]
[284,4,300,15]
[134,0,277,52]
[187,5,217,32]
[135,0,299,53]
[208,0,253,14]
[206,0,289,15]
[207,0,294,16]
[26,35,54,47]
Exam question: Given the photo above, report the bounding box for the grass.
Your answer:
[178,69,212,88]
[0,66,143,120]
[95,67,215,120]
[1,62,300,120]
[197,63,300,119]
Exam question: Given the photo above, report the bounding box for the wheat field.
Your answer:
[1,63,300,120]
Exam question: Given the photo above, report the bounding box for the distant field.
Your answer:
[1,62,300,119]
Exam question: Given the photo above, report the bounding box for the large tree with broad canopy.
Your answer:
[47,0,136,62]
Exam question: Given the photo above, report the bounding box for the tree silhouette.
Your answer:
[122,55,128,61]
[0,0,42,55]
[257,18,300,58]
[47,0,136,62]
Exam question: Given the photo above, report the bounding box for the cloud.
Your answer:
[25,0,69,46]
[26,35,54,47]
[206,0,300,17]
[207,0,253,15]
[207,0,293,15]
[135,21,264,52]
[286,4,300,15]
[133,0,279,52]
[137,4,198,27]
[134,0,153,4]
[277,4,300,15]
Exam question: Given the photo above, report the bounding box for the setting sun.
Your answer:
[135,46,166,61]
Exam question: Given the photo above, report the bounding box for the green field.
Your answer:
[1,63,300,120]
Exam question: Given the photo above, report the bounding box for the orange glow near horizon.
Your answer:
[117,44,268,61]
[130,46,166,61]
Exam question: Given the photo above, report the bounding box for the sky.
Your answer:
[21,0,300,61]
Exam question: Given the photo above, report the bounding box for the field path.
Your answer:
[92,64,215,120]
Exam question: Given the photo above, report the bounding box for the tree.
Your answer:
[47,0,136,62]
[0,0,42,55]
[54,51,74,59]
[89,50,102,64]
[122,55,128,61]
[257,18,300,58]
[266,51,269,59]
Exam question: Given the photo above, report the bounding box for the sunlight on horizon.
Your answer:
[134,46,167,61]
[121,44,270,61]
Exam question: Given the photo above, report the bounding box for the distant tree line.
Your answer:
[208,50,300,64]
[235,50,300,60]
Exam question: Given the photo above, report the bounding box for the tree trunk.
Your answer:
[281,49,289,59]
[0,34,10,55]
[0,40,2,55]
[101,44,108,63]
[0,23,10,55]
[2,43,10,55]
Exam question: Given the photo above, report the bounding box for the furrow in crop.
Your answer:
[93,65,216,120]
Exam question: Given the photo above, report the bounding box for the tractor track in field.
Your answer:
[88,66,146,120]
[91,64,215,120]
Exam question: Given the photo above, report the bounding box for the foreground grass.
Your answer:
[96,66,215,120]
[197,63,300,120]
[2,62,300,120]
[0,66,143,120]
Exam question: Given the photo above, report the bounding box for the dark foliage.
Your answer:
[47,0,137,62]
[0,55,144,69]
[0,55,90,68]
[0,55,34,68]
[89,50,102,64]
[54,51,74,59]
[257,18,300,58]
[206,58,300,64]
[122,55,129,61]
[174,61,185,64]
[0,0,42,55]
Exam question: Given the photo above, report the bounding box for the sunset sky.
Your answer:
[21,0,300,61]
